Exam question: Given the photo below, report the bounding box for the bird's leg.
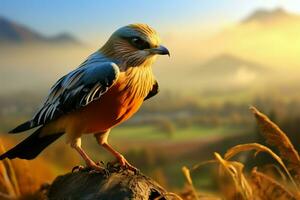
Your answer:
[71,138,104,171]
[102,142,137,171]
[94,132,137,171]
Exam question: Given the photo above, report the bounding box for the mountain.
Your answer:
[241,7,300,24]
[49,33,80,44]
[0,16,81,45]
[197,54,266,76]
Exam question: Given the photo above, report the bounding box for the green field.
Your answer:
[111,125,243,142]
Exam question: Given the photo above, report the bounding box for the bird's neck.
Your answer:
[118,64,155,99]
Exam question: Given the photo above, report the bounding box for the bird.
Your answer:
[0,24,169,171]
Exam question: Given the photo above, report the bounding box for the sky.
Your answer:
[1,0,300,44]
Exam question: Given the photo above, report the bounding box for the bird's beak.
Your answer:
[148,45,170,57]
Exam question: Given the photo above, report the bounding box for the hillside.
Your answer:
[196,54,266,76]
[0,16,81,45]
[182,54,270,91]
[242,7,300,25]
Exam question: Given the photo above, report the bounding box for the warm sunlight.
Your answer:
[1,1,300,199]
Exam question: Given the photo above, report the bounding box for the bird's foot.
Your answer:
[72,161,108,176]
[71,163,103,173]
[115,155,139,174]
[88,161,109,176]
[86,160,105,171]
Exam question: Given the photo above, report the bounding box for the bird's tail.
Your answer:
[0,127,64,160]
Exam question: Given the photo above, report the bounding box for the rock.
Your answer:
[47,164,173,200]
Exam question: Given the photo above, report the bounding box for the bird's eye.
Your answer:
[130,37,150,50]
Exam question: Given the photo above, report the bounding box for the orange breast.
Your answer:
[51,68,154,137]
[73,79,144,133]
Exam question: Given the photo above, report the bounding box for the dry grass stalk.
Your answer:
[191,160,216,172]
[214,152,253,200]
[250,168,297,200]
[250,106,300,184]
[260,164,287,183]
[154,192,184,200]
[182,166,200,200]
[224,143,297,188]
[0,162,16,199]
[0,140,20,198]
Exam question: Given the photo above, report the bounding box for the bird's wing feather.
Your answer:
[144,80,159,101]
[10,54,120,133]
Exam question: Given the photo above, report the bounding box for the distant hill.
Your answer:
[241,7,300,24]
[183,54,270,90]
[197,54,266,76]
[0,16,81,45]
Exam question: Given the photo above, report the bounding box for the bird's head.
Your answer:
[100,24,169,69]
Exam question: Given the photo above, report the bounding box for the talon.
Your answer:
[117,155,138,172]
[87,161,105,172]
[118,155,126,166]
[134,169,140,175]
[125,163,139,173]
[95,161,105,167]
[88,169,102,174]
[103,168,110,177]
[88,167,109,177]
[72,165,85,173]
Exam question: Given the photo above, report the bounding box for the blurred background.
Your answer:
[1,0,300,196]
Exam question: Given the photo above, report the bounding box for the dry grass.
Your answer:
[182,106,300,200]
[250,106,300,184]
[182,166,200,200]
[0,138,54,200]
[215,152,253,199]
[250,168,297,200]
[225,143,297,189]
[0,140,20,199]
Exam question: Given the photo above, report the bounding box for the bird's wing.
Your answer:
[144,80,159,101]
[10,55,120,133]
